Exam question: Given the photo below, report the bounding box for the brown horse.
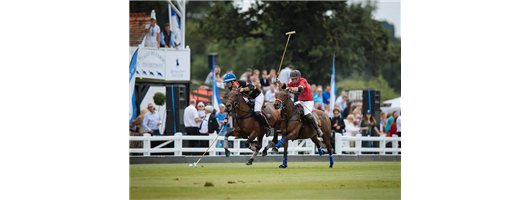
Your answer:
[224,90,282,165]
[273,90,334,168]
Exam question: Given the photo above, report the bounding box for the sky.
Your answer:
[233,0,401,38]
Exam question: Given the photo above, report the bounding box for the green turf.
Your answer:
[130,161,401,200]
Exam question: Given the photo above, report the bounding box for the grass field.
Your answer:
[130,161,401,199]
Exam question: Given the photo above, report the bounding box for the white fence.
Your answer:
[129,133,401,156]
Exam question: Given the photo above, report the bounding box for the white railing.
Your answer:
[129,133,401,156]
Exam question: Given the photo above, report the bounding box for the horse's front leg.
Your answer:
[245,130,258,165]
[279,140,289,168]
[224,130,235,157]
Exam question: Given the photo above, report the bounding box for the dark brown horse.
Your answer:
[224,90,282,165]
[273,90,334,168]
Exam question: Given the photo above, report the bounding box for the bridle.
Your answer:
[275,90,302,122]
[227,90,254,120]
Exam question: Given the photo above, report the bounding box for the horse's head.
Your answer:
[274,89,290,110]
[225,90,241,112]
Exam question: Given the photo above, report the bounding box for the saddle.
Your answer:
[294,102,320,126]
[246,98,273,120]
[262,106,273,120]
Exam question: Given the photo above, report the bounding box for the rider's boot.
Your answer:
[305,114,323,137]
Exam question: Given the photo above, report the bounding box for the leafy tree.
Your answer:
[197,1,393,86]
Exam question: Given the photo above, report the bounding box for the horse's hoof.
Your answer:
[225,149,230,157]
[272,147,279,153]
[262,151,267,157]
[279,164,287,168]
[246,158,254,165]
[329,165,333,168]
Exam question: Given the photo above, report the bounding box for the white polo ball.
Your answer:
[189,164,192,167]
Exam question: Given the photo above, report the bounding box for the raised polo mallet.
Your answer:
[192,114,228,168]
[276,31,296,81]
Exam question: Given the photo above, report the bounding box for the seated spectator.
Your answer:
[129,108,149,149]
[311,84,317,94]
[335,92,348,117]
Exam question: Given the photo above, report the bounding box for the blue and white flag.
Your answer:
[129,48,139,123]
[211,56,222,113]
[169,5,182,47]
[212,56,221,112]
[329,53,337,115]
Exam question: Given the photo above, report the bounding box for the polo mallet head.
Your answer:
[277,31,296,77]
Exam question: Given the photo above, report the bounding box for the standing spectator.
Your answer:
[351,102,362,118]
[216,104,228,155]
[260,70,270,91]
[343,100,352,118]
[205,66,223,85]
[144,15,160,48]
[336,92,348,118]
[240,68,253,81]
[222,69,234,79]
[380,111,387,134]
[197,102,206,118]
[322,86,331,106]
[143,103,162,136]
[278,65,294,84]
[312,84,317,93]
[268,69,277,85]
[313,87,324,105]
[130,108,149,134]
[198,105,219,149]
[386,112,399,148]
[396,111,401,148]
[331,108,345,134]
[129,108,149,149]
[265,84,277,103]
[343,114,360,137]
[359,110,382,148]
[160,23,175,48]
[184,99,202,154]
[386,111,396,133]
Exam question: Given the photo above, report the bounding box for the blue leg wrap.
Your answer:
[318,147,323,156]
[283,156,287,166]
[329,151,334,166]
[276,138,285,148]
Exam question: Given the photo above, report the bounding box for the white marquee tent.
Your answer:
[380,97,401,114]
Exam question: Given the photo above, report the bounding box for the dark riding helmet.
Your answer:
[289,70,301,79]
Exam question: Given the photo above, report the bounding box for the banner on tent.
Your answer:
[136,47,190,81]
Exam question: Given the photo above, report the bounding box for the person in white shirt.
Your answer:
[278,65,294,84]
[265,84,277,103]
[142,103,162,135]
[144,15,160,48]
[199,105,217,135]
[197,102,206,118]
[184,99,202,135]
[343,114,360,150]
[184,99,203,154]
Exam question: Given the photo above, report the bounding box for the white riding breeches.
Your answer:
[294,101,313,115]
[254,93,264,112]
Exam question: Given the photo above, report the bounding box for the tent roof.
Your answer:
[382,97,400,107]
